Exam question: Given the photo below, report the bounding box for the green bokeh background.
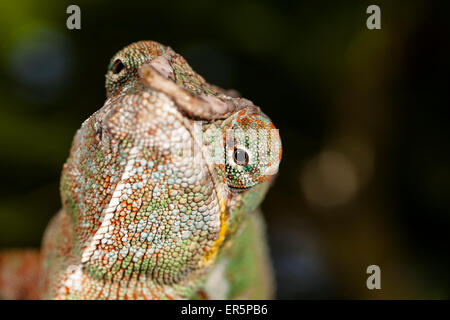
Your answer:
[0,0,448,299]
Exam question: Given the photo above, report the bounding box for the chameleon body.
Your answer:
[0,41,282,300]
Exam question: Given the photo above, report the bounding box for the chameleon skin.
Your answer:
[0,250,40,299]
[2,41,282,299]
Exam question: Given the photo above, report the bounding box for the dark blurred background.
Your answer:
[0,0,449,299]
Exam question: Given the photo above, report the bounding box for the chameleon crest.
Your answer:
[38,41,282,299]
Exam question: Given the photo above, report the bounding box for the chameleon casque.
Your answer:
[0,41,282,300]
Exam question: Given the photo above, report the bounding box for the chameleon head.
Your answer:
[60,42,282,286]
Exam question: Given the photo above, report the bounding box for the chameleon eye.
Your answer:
[233,148,249,166]
[112,59,125,74]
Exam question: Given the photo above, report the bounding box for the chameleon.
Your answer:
[0,41,282,300]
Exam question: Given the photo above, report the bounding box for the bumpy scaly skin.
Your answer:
[2,41,282,300]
